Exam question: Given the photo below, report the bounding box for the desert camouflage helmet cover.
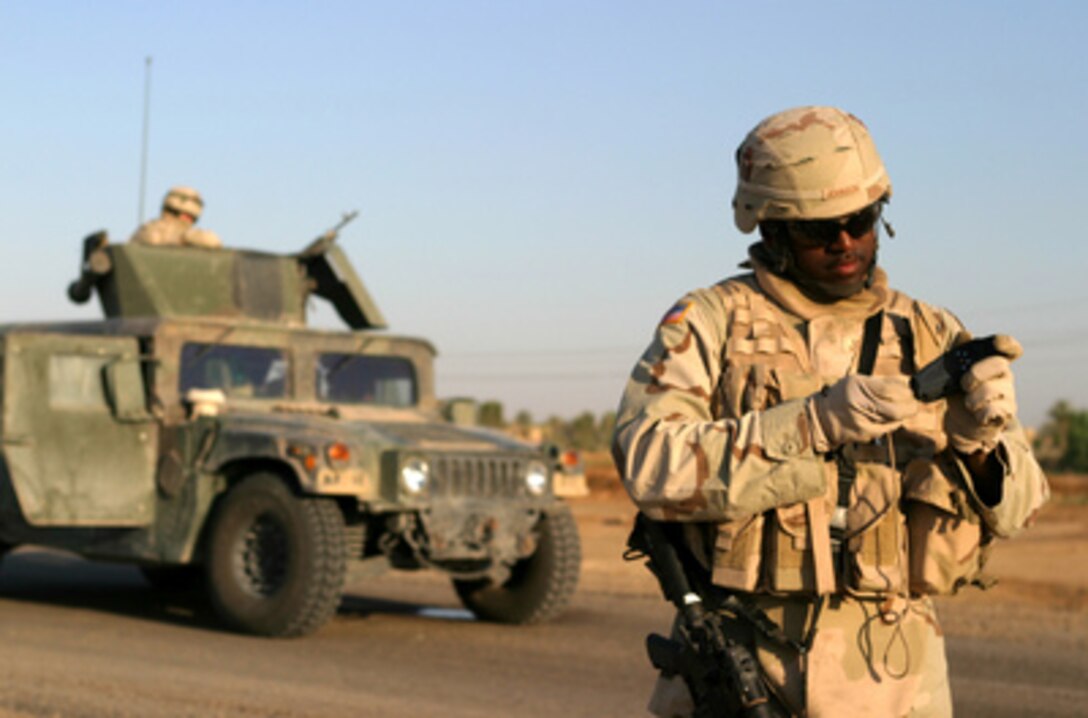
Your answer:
[162,186,204,220]
[732,106,891,234]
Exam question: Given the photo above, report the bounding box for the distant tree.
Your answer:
[477,400,506,428]
[597,411,617,449]
[1034,401,1088,473]
[542,415,569,446]
[506,409,538,441]
[567,412,599,451]
[1062,410,1088,473]
[525,410,619,452]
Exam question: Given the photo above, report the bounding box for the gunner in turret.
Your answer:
[130,186,222,248]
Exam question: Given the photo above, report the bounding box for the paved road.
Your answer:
[0,547,665,718]
[0,498,1084,717]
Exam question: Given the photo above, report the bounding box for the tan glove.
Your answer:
[807,375,920,452]
[945,355,1017,454]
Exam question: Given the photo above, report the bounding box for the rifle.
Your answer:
[626,513,788,718]
[299,210,359,257]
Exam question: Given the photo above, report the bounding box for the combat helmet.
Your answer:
[732,106,891,234]
[162,186,204,221]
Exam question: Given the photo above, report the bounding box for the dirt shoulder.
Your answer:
[572,458,1088,645]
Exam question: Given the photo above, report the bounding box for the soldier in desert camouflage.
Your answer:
[130,186,222,248]
[613,106,1049,717]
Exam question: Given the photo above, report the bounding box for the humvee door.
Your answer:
[2,333,156,526]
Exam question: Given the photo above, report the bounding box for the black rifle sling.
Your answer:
[830,311,885,549]
[857,311,884,376]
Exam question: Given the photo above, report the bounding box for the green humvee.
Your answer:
[0,223,580,637]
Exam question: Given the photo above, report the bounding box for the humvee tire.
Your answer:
[205,474,347,637]
[453,504,581,624]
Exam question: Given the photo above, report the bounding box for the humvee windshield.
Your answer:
[179,343,288,399]
[316,353,416,407]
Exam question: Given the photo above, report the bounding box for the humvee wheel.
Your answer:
[453,504,581,624]
[206,473,346,637]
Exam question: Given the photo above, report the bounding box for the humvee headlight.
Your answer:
[525,461,550,496]
[326,442,351,467]
[400,458,430,495]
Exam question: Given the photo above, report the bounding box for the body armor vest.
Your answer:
[707,277,990,598]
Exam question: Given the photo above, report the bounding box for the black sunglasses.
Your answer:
[785,202,883,249]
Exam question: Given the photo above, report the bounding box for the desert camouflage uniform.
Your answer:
[613,252,1049,717]
[130,215,222,248]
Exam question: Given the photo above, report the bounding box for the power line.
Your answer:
[442,345,642,358]
[436,314,1088,360]
[1019,353,1088,366]
[442,330,1088,360]
[958,297,1088,317]
[1018,333,1088,348]
[442,371,628,382]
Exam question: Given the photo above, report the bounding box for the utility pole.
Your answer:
[138,56,153,224]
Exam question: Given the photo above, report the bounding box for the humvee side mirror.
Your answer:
[102,358,151,422]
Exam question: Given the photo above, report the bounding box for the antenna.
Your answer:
[138,56,153,224]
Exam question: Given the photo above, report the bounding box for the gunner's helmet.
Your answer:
[162,186,204,221]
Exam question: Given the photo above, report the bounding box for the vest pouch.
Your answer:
[767,502,816,592]
[774,369,824,404]
[719,362,787,420]
[903,457,987,595]
[719,362,752,420]
[843,463,908,596]
[711,513,764,591]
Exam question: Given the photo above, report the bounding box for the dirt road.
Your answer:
[0,480,1085,717]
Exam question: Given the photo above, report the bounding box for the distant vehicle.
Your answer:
[0,222,581,637]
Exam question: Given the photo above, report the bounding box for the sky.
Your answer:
[2,1,1086,428]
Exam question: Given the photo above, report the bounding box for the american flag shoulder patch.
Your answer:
[660,300,693,326]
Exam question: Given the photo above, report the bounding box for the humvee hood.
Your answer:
[362,421,537,454]
[214,411,535,454]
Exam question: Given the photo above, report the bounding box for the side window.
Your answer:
[316,354,417,407]
[179,344,288,399]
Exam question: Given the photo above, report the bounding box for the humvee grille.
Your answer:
[429,455,526,497]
